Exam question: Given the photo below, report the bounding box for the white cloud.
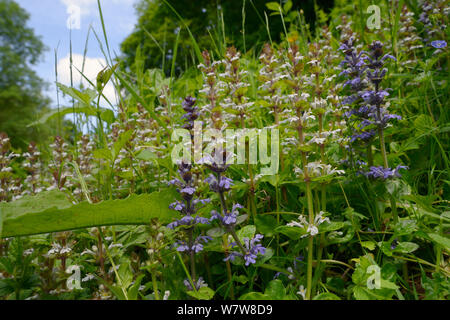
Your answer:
[61,0,97,16]
[61,0,135,16]
[57,53,117,106]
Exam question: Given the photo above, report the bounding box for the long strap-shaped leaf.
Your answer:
[0,190,179,238]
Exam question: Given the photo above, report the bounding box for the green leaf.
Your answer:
[115,71,165,127]
[265,2,281,11]
[97,63,118,91]
[136,149,158,161]
[93,148,112,161]
[283,0,292,13]
[236,225,256,242]
[187,287,215,300]
[319,221,345,232]
[275,225,306,240]
[100,108,115,124]
[380,279,399,290]
[239,292,269,300]
[118,259,134,289]
[361,241,376,251]
[255,215,277,237]
[394,219,418,235]
[207,227,225,238]
[313,292,341,300]
[428,233,450,250]
[28,105,110,127]
[56,83,97,106]
[113,130,134,160]
[127,274,145,300]
[264,280,286,300]
[0,189,179,238]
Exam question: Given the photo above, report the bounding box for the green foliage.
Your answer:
[0,0,54,148]
[120,0,333,74]
[0,189,179,237]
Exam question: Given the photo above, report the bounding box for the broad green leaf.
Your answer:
[361,241,376,251]
[313,292,341,300]
[113,130,134,161]
[207,227,225,238]
[266,2,281,11]
[236,225,256,242]
[56,83,97,106]
[28,105,105,127]
[283,0,292,13]
[428,233,450,250]
[100,108,115,124]
[239,292,269,300]
[394,219,418,235]
[136,149,158,161]
[0,189,179,238]
[255,215,277,237]
[275,225,306,240]
[264,280,286,300]
[319,221,345,232]
[187,287,215,300]
[127,274,145,300]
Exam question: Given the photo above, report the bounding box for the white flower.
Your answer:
[82,274,95,282]
[163,290,171,300]
[314,211,330,225]
[307,224,319,237]
[287,215,308,228]
[297,285,306,300]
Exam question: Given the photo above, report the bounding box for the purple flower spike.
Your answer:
[225,234,266,266]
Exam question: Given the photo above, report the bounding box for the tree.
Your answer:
[0,0,51,148]
[120,0,334,75]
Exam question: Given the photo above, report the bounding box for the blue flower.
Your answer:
[224,234,266,266]
[431,40,447,49]
[210,203,243,226]
[205,174,233,193]
[361,165,408,180]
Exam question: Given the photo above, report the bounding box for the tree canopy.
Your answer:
[0,0,51,148]
[120,0,334,75]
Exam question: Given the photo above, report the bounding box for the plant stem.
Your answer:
[187,227,196,283]
[151,272,160,300]
[378,126,389,169]
[223,235,235,299]
[306,181,315,300]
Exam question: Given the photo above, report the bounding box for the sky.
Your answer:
[16,0,138,106]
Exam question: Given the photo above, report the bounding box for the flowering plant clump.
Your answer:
[0,0,449,301]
